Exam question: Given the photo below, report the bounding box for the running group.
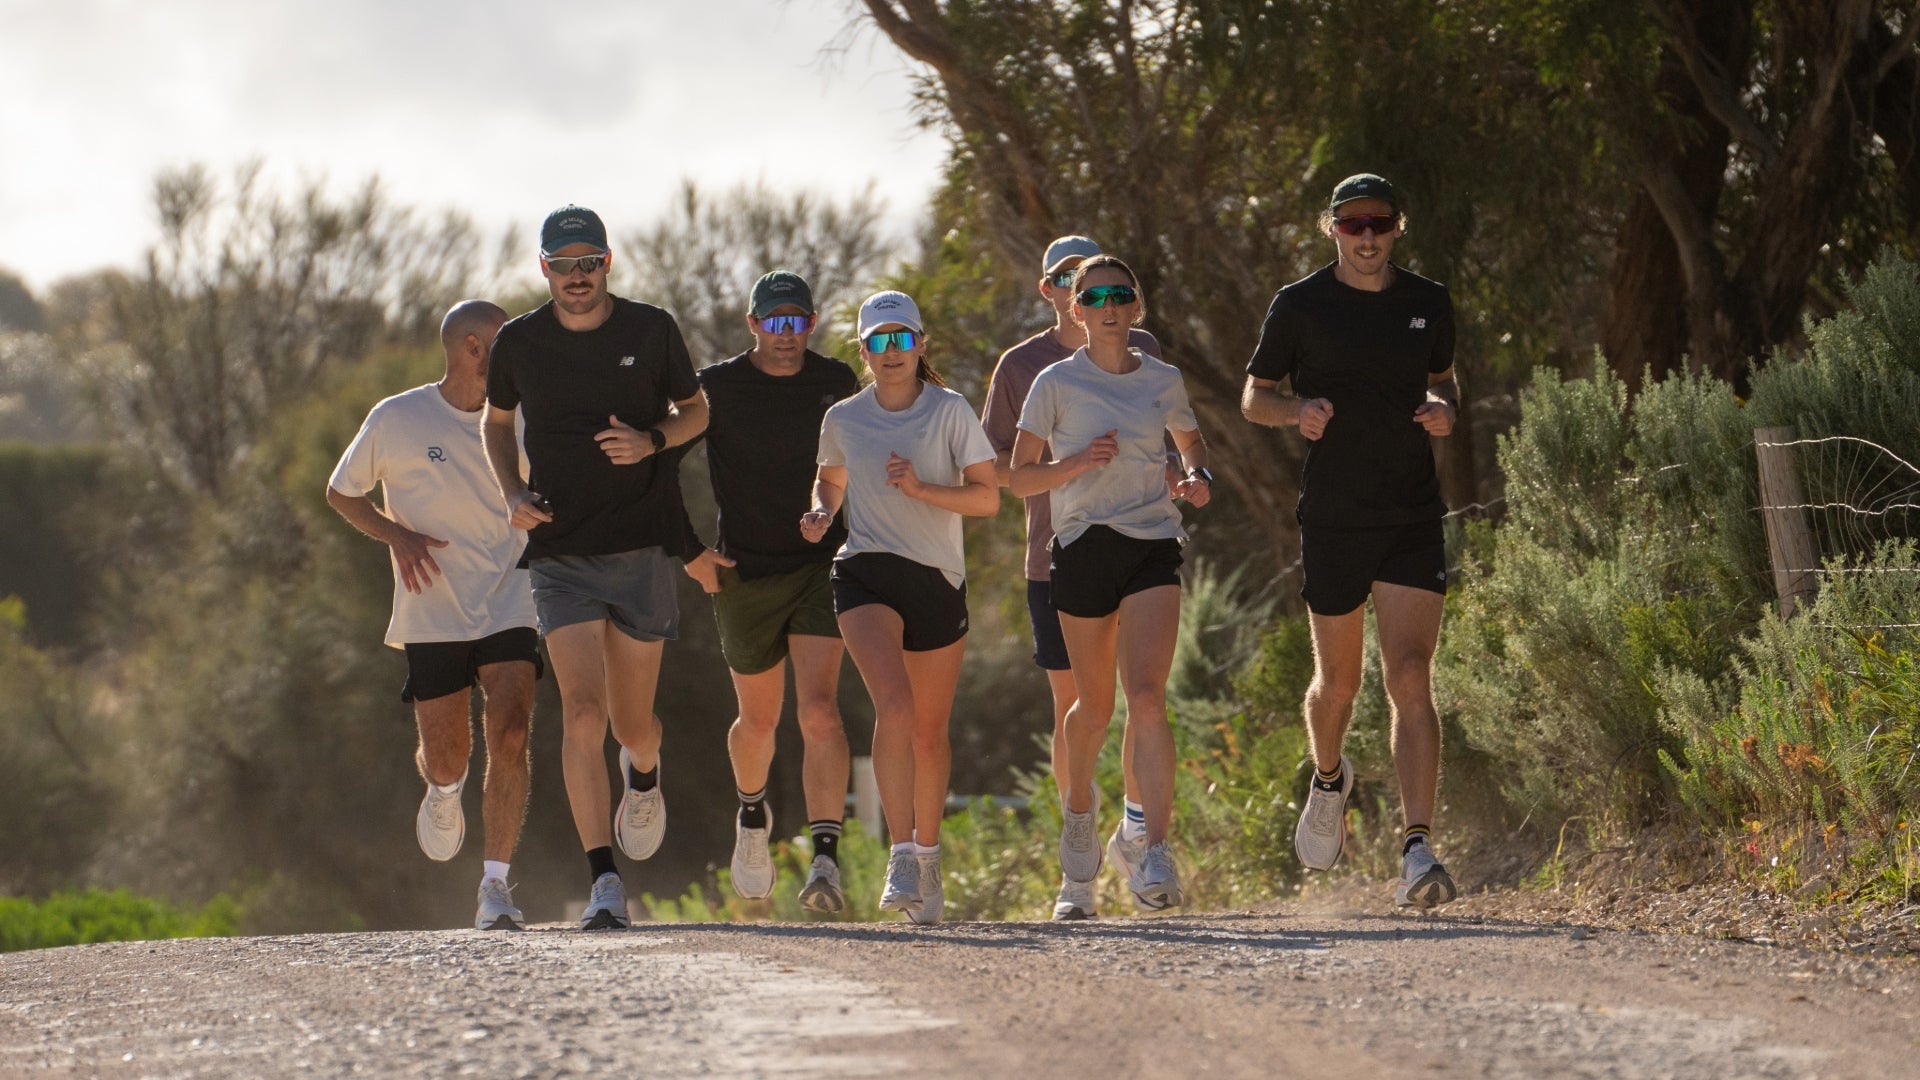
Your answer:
[326,172,1462,931]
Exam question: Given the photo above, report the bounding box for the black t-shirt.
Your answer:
[690,349,860,579]
[1246,263,1456,528]
[487,297,701,560]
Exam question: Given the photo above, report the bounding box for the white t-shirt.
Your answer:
[817,383,996,588]
[1017,348,1199,547]
[328,384,537,647]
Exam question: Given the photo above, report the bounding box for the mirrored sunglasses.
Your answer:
[1076,284,1138,308]
[1332,214,1398,237]
[544,254,608,275]
[863,329,920,353]
[757,314,814,335]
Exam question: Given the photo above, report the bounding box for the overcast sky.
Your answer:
[0,0,947,292]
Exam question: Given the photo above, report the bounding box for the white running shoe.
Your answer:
[1051,875,1097,921]
[730,806,774,900]
[798,855,845,913]
[1132,841,1186,910]
[474,877,524,931]
[613,747,666,861]
[878,848,922,913]
[1106,824,1151,909]
[416,768,467,862]
[1058,784,1103,883]
[1395,843,1459,909]
[1294,754,1353,871]
[908,851,944,925]
[579,872,630,931]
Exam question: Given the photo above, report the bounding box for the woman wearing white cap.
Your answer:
[801,290,998,924]
[1010,255,1212,912]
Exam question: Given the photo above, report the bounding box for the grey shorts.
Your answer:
[528,547,680,642]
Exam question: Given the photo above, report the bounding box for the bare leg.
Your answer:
[1056,611,1119,815]
[475,660,534,865]
[725,662,786,797]
[902,639,965,846]
[839,605,916,845]
[603,628,666,772]
[1114,586,1181,844]
[789,635,851,824]
[413,692,472,788]
[544,620,612,850]
[1304,607,1368,774]
[1372,583,1446,830]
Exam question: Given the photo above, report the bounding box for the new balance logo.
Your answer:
[1409,317,1427,329]
[618,356,636,366]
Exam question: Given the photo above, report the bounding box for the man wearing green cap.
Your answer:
[678,270,860,911]
[1239,173,1461,909]
[482,204,709,930]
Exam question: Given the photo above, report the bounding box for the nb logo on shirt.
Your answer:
[618,356,636,366]
[1409,317,1428,329]
[820,393,837,406]
[426,446,446,462]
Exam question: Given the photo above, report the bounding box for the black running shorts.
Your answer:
[1299,518,1446,617]
[401,626,543,704]
[1048,525,1184,619]
[830,553,969,653]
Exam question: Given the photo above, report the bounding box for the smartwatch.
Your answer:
[646,427,667,452]
[1187,466,1214,486]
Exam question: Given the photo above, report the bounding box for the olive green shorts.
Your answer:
[712,562,841,675]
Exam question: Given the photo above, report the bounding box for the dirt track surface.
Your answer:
[4,899,1916,1077]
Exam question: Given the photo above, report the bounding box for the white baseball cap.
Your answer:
[1042,235,1102,273]
[856,290,924,336]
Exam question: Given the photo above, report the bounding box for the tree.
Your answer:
[0,268,44,333]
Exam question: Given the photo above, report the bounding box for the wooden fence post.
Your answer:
[1754,425,1820,618]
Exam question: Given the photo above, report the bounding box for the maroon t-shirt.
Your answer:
[981,327,1162,580]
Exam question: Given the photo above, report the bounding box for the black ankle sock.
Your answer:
[810,819,843,863]
[1312,763,1345,792]
[586,846,617,884]
[737,786,768,830]
[629,761,659,792]
[1403,825,1431,855]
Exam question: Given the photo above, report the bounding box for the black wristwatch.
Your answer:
[1187,466,1214,486]
[646,427,667,452]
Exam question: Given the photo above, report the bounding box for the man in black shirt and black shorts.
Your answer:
[678,270,860,912]
[1241,173,1460,909]
[483,205,709,929]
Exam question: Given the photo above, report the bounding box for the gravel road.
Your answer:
[3,897,1915,1077]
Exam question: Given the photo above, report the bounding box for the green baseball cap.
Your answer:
[1328,173,1401,214]
[748,270,814,317]
[540,204,609,255]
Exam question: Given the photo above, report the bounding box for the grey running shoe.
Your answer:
[878,848,922,913]
[730,806,774,900]
[1395,843,1459,909]
[1106,823,1149,904]
[613,746,666,861]
[1132,841,1186,910]
[798,855,845,914]
[1294,754,1353,871]
[474,878,524,931]
[1058,784,1103,883]
[907,851,944,925]
[1051,875,1097,921]
[579,872,630,931]
[416,768,466,863]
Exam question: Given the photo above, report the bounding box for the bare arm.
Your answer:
[799,463,849,543]
[1414,366,1459,436]
[1242,376,1333,440]
[1008,427,1116,498]
[994,449,1014,489]
[1168,427,1213,508]
[484,404,550,530]
[891,457,1001,516]
[324,486,448,593]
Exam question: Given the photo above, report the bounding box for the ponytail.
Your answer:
[916,357,947,387]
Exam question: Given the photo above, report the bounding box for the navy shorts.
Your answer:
[1025,580,1070,671]
[831,553,969,653]
[1300,519,1446,616]
[401,626,543,704]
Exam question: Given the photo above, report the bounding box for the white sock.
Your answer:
[1121,799,1148,842]
[482,860,510,884]
[434,779,462,794]
[913,842,940,858]
[891,841,915,856]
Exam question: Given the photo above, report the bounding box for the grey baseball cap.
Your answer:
[1328,174,1401,214]
[857,290,924,336]
[539,204,609,254]
[748,270,815,317]
[1042,235,1102,274]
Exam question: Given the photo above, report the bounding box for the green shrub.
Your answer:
[0,889,239,952]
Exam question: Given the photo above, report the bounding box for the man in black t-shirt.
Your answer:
[1240,174,1461,910]
[676,270,860,913]
[482,204,709,930]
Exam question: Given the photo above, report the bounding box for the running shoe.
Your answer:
[730,805,774,900]
[474,877,524,932]
[613,746,666,861]
[878,848,922,914]
[908,851,944,925]
[798,855,845,914]
[1106,823,1150,909]
[580,871,630,931]
[415,767,467,862]
[1132,841,1186,911]
[1395,842,1459,909]
[1294,754,1353,871]
[1058,784,1103,883]
[1051,875,1097,921]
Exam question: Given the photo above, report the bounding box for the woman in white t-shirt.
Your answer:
[1010,255,1212,915]
[801,290,998,924]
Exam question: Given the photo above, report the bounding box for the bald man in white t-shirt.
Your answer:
[327,299,540,931]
